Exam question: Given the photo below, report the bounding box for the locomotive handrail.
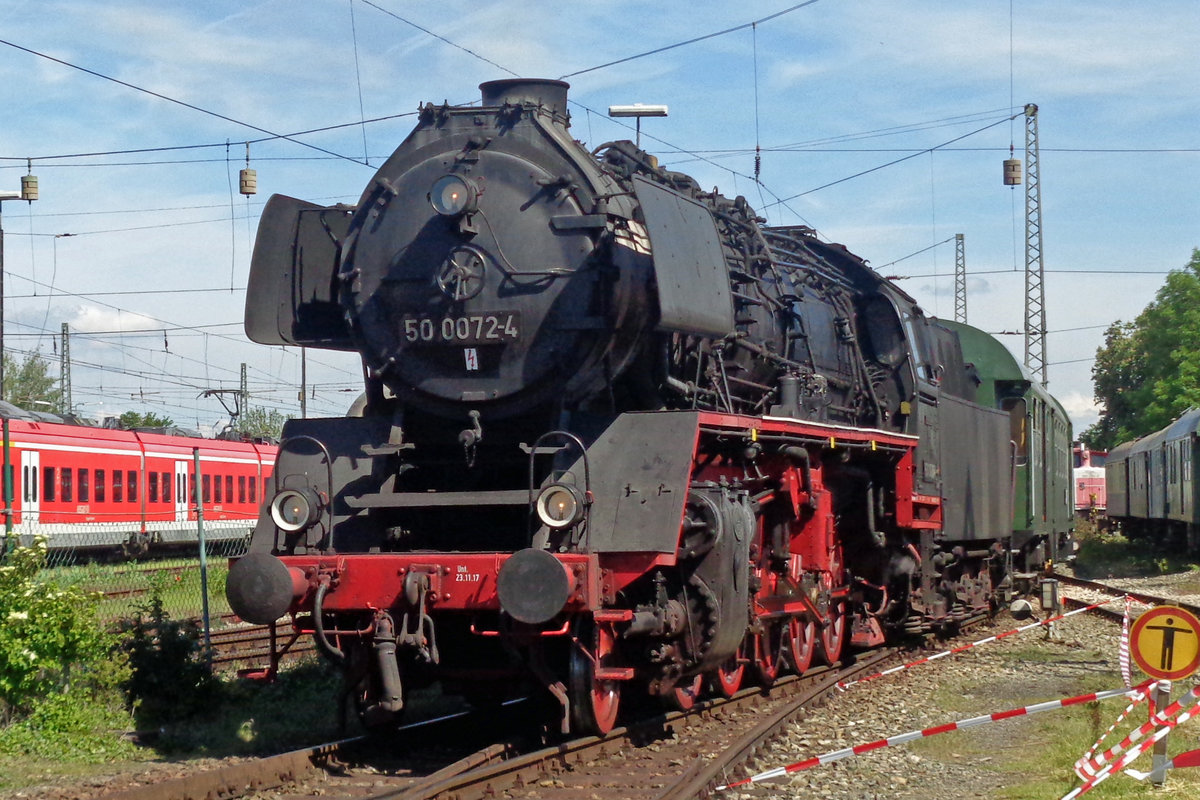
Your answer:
[345,490,528,508]
[275,434,335,537]
[527,430,591,544]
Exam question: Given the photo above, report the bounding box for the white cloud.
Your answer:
[1057,389,1100,432]
[67,305,161,333]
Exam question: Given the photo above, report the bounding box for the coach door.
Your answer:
[174,461,189,523]
[20,450,39,527]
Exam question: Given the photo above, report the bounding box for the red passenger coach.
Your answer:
[2,418,275,557]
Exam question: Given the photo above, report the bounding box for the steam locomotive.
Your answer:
[226,79,1069,734]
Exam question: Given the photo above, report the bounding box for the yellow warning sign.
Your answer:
[1130,605,1200,681]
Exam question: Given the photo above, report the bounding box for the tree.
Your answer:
[1,351,61,412]
[239,405,288,441]
[119,411,175,429]
[1084,248,1200,450]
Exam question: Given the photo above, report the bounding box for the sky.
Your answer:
[0,1,1196,435]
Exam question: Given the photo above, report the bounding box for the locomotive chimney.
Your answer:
[480,79,570,121]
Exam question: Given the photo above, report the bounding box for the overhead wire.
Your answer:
[557,1,822,80]
[0,37,368,166]
[359,0,519,77]
[768,114,1019,206]
[349,0,371,165]
[3,5,1160,424]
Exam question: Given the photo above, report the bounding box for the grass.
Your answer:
[0,657,470,795]
[0,658,352,794]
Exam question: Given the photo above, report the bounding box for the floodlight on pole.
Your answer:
[607,103,668,148]
[1,177,37,549]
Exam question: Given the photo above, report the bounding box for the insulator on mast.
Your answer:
[239,143,257,196]
[1003,158,1022,186]
[21,159,38,201]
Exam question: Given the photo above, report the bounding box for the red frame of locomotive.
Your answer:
[271,410,931,683]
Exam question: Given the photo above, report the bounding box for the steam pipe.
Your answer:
[313,578,346,665]
[780,445,818,511]
[371,612,405,714]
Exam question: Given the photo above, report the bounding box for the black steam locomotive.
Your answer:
[227,79,1063,734]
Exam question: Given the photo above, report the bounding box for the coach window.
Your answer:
[162,472,171,503]
[203,474,212,504]
[62,468,73,503]
[127,470,138,502]
[249,476,257,504]
[79,469,90,503]
[149,472,159,503]
[225,475,233,504]
[214,473,222,503]
[42,466,55,502]
[95,470,106,503]
[238,475,247,504]
[113,469,123,502]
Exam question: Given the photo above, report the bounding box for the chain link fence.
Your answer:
[10,521,254,628]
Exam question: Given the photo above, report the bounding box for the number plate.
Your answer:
[402,312,521,344]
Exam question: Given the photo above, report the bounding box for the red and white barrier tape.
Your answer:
[837,598,1117,691]
[1119,595,1133,688]
[1061,683,1200,799]
[1073,680,1198,781]
[1073,679,1153,780]
[1125,747,1200,781]
[715,685,1142,791]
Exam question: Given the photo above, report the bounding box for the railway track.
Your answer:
[92,645,906,800]
[208,620,315,671]
[1054,570,1200,621]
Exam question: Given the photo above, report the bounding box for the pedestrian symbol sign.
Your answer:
[1130,605,1200,680]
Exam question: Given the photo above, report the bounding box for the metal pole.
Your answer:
[1,200,11,551]
[1,183,36,554]
[300,348,307,418]
[1,418,9,556]
[1150,680,1171,785]
[193,447,212,668]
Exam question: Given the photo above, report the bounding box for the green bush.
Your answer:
[0,538,136,762]
[118,585,220,727]
[0,538,126,722]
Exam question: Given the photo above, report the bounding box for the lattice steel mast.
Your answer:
[954,233,966,323]
[1022,104,1047,384]
[59,323,71,415]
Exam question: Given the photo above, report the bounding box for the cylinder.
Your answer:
[1003,158,1022,186]
[20,173,37,202]
[239,167,257,196]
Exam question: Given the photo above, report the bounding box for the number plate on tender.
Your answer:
[402,312,521,344]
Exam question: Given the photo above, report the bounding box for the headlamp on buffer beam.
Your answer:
[535,483,587,530]
[270,487,324,533]
[429,174,479,217]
